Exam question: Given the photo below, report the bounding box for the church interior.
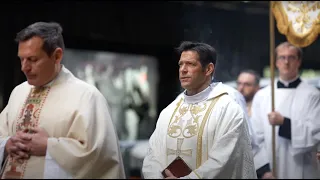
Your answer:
[0,1,319,179]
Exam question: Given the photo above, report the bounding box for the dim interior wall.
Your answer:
[1,2,320,114]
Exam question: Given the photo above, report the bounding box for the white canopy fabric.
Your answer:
[272,1,320,47]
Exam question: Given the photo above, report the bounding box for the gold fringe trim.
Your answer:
[271,1,320,48]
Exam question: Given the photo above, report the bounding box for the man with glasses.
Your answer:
[250,42,320,179]
[237,70,260,118]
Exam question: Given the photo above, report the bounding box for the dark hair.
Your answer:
[239,69,260,85]
[176,41,217,68]
[275,41,303,60]
[15,22,65,56]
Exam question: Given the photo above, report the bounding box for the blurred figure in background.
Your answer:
[237,69,260,117]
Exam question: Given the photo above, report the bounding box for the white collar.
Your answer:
[183,85,213,104]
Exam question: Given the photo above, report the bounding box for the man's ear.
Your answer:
[206,63,214,76]
[52,48,63,64]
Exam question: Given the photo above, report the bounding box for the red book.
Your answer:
[162,156,192,178]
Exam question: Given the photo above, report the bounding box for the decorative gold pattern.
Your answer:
[190,103,207,116]
[167,104,189,138]
[167,103,208,139]
[287,1,319,34]
[167,138,193,157]
[183,103,207,138]
[166,93,227,169]
[272,1,320,47]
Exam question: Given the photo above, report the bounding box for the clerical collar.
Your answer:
[277,76,301,89]
[183,85,213,104]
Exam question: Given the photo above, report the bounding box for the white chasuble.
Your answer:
[166,92,225,172]
[142,83,257,179]
[0,66,125,179]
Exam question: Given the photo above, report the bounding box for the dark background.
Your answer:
[1,1,320,116]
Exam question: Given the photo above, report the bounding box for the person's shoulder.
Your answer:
[220,84,238,97]
[4,81,31,106]
[209,92,244,119]
[73,77,97,91]
[298,82,320,103]
[218,92,236,104]
[299,81,320,95]
[10,81,31,95]
[258,85,270,93]
[162,96,183,111]
[155,95,183,127]
[214,94,245,126]
[208,83,240,109]
[161,95,184,114]
[65,74,106,102]
[15,81,30,89]
[219,94,243,112]
[253,85,270,99]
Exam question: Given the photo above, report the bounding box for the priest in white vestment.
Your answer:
[175,80,266,176]
[250,42,320,179]
[0,22,125,179]
[142,41,257,179]
[131,81,263,178]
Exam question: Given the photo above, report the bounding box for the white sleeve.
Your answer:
[235,92,252,136]
[0,137,10,170]
[291,92,320,155]
[142,111,167,179]
[234,91,260,155]
[43,138,73,179]
[239,91,268,170]
[250,92,270,170]
[0,106,10,170]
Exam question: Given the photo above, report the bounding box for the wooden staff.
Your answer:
[269,1,276,178]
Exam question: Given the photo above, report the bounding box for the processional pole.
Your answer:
[269,1,277,178]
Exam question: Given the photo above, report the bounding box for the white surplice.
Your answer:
[142,83,257,179]
[251,80,320,179]
[0,66,126,179]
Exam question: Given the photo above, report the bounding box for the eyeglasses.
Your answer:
[276,55,298,61]
[236,81,255,87]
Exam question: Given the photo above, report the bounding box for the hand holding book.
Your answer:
[162,156,192,178]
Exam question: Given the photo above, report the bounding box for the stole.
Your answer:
[1,87,50,179]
